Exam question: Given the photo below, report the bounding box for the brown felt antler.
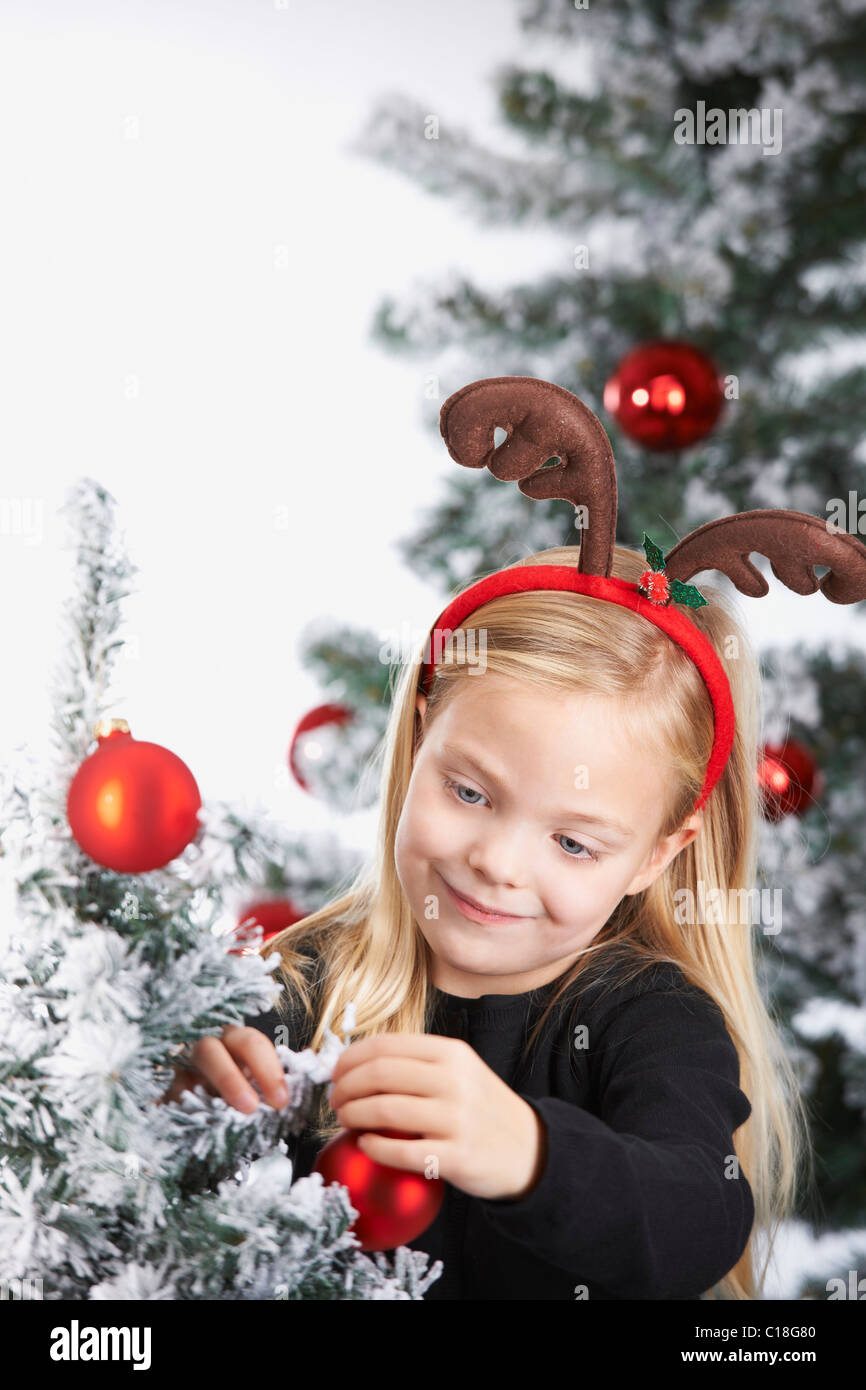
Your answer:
[664,511,866,604]
[440,376,866,607]
[439,375,617,577]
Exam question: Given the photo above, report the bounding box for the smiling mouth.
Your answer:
[438,872,532,923]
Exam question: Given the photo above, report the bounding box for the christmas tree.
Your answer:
[4,0,866,1306]
[328,0,863,1296]
[0,479,441,1301]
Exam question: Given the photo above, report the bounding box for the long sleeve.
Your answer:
[472,979,754,1300]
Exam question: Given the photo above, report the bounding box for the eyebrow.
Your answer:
[439,741,636,840]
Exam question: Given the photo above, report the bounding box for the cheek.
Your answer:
[396,776,467,869]
[541,856,631,925]
[395,777,442,868]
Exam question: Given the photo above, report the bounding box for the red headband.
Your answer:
[418,375,866,816]
[419,565,736,813]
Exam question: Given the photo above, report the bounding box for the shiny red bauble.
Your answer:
[312,1127,444,1252]
[603,340,724,450]
[758,739,823,820]
[288,702,354,792]
[67,720,201,872]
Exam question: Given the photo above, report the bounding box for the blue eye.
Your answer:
[445,778,487,807]
[556,834,600,864]
[442,778,600,864]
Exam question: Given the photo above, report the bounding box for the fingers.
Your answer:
[330,1032,457,1086]
[335,1095,450,1142]
[330,1056,442,1112]
[193,1028,291,1113]
[159,1030,291,1113]
[156,1064,216,1107]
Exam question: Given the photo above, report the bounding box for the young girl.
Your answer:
[175,370,866,1298]
[168,528,812,1301]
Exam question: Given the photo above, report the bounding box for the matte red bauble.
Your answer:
[603,340,724,450]
[67,719,201,872]
[312,1127,444,1252]
[758,739,823,820]
[231,897,304,953]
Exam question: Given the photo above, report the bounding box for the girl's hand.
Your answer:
[328,1034,547,1201]
[158,1027,291,1114]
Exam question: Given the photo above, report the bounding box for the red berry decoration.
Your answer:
[758,739,823,821]
[231,896,304,953]
[636,533,707,609]
[312,1127,445,1252]
[67,719,201,872]
[639,569,671,604]
[603,340,724,450]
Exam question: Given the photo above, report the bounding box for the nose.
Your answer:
[466,825,530,892]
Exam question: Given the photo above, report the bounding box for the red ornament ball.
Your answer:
[758,739,823,821]
[231,897,304,953]
[603,340,724,450]
[288,703,354,793]
[288,701,380,811]
[312,1127,444,1252]
[67,721,201,872]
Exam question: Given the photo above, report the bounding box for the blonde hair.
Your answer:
[258,541,813,1300]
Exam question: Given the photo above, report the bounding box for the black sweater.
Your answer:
[243,950,754,1300]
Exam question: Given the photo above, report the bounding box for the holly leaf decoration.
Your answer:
[641,532,708,606]
[670,577,709,608]
[642,533,666,572]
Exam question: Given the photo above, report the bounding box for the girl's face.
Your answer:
[394,673,702,997]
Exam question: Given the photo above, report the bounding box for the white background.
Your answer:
[1,0,863,856]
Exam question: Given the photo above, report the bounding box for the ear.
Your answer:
[622,811,703,897]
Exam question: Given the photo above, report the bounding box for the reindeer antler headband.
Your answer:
[419,376,866,813]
